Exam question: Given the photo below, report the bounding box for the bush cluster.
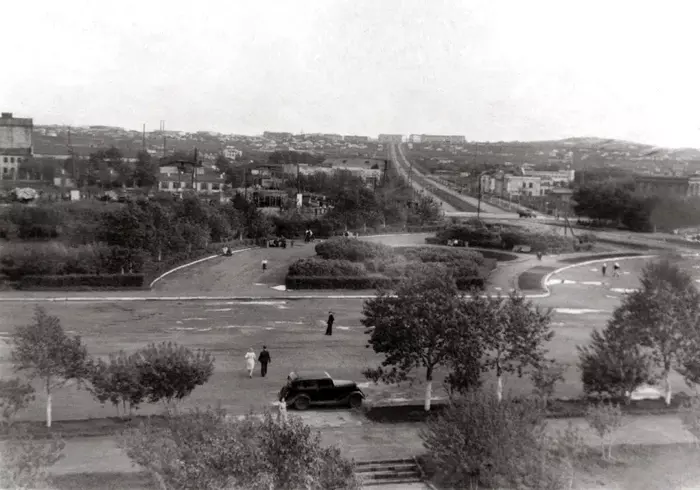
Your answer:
[18,274,145,290]
[287,258,367,277]
[434,225,582,254]
[285,275,397,290]
[289,239,495,291]
[0,243,145,281]
[314,238,392,262]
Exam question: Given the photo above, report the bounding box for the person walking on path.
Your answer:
[613,262,620,277]
[244,348,256,378]
[602,263,607,276]
[258,346,271,377]
[325,311,334,336]
[262,259,268,271]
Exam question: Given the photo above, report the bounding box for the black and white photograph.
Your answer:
[2,1,700,489]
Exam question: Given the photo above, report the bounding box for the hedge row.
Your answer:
[18,274,145,290]
[287,258,367,277]
[285,275,396,290]
[314,238,392,262]
[434,225,581,254]
[285,274,487,291]
[395,246,486,265]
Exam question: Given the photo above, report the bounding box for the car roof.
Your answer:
[288,371,331,381]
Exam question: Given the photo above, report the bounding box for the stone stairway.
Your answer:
[355,458,423,486]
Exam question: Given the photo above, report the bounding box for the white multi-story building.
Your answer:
[0,112,33,180]
[223,146,242,160]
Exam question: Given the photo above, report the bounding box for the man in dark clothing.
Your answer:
[258,346,271,377]
[325,311,334,336]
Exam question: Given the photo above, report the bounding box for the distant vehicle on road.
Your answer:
[518,209,537,218]
[279,371,365,410]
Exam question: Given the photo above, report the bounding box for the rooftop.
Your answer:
[288,371,331,381]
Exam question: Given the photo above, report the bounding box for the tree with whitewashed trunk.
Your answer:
[467,292,554,403]
[616,259,700,405]
[362,267,473,411]
[10,307,91,427]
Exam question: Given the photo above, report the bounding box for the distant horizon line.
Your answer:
[31,123,697,150]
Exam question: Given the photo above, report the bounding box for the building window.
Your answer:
[172,182,181,189]
[10,157,14,163]
[17,158,22,163]
[212,183,220,191]
[159,182,168,189]
[529,182,533,188]
[3,157,7,163]
[2,168,7,174]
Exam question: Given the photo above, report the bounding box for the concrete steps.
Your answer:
[355,458,423,486]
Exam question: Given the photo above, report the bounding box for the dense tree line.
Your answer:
[571,183,700,232]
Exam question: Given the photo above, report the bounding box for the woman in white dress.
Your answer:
[244,348,256,378]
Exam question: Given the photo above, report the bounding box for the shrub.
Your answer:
[288,258,367,277]
[530,362,567,408]
[420,392,569,489]
[500,230,575,253]
[118,408,359,490]
[89,351,145,418]
[134,342,214,408]
[0,425,65,490]
[585,402,625,460]
[435,226,503,248]
[0,378,35,425]
[396,246,485,265]
[18,274,145,290]
[285,275,396,290]
[678,396,700,448]
[578,325,657,403]
[315,237,392,261]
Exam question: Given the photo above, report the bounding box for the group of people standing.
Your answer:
[601,262,621,277]
[242,312,335,378]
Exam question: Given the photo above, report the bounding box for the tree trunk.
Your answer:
[46,385,52,428]
[424,366,433,411]
[664,368,672,406]
[424,381,433,412]
[496,374,503,403]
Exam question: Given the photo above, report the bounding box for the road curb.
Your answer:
[148,248,252,288]
[524,254,660,299]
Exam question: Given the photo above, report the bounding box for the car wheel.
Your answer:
[349,393,363,409]
[294,396,310,411]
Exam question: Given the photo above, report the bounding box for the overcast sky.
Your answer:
[3,0,699,147]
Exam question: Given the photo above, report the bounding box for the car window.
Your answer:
[300,380,318,389]
[318,379,333,389]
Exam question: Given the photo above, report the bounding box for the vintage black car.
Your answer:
[279,371,365,410]
[518,209,537,218]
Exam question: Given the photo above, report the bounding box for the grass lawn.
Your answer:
[1,240,689,425]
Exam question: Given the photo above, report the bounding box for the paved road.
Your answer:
[387,143,459,213]
[395,143,506,215]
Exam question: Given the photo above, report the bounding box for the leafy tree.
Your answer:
[529,360,567,408]
[98,202,148,250]
[134,150,159,189]
[420,391,569,489]
[585,402,625,460]
[463,292,554,403]
[612,259,700,405]
[134,342,214,410]
[362,268,476,411]
[578,317,657,403]
[214,154,232,174]
[118,407,359,490]
[89,351,145,418]
[10,307,91,427]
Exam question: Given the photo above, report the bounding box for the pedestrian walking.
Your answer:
[536,251,542,261]
[262,259,268,271]
[602,263,607,276]
[244,348,256,378]
[613,262,620,277]
[258,345,271,377]
[325,311,334,336]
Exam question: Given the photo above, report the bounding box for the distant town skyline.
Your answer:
[3,0,700,149]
